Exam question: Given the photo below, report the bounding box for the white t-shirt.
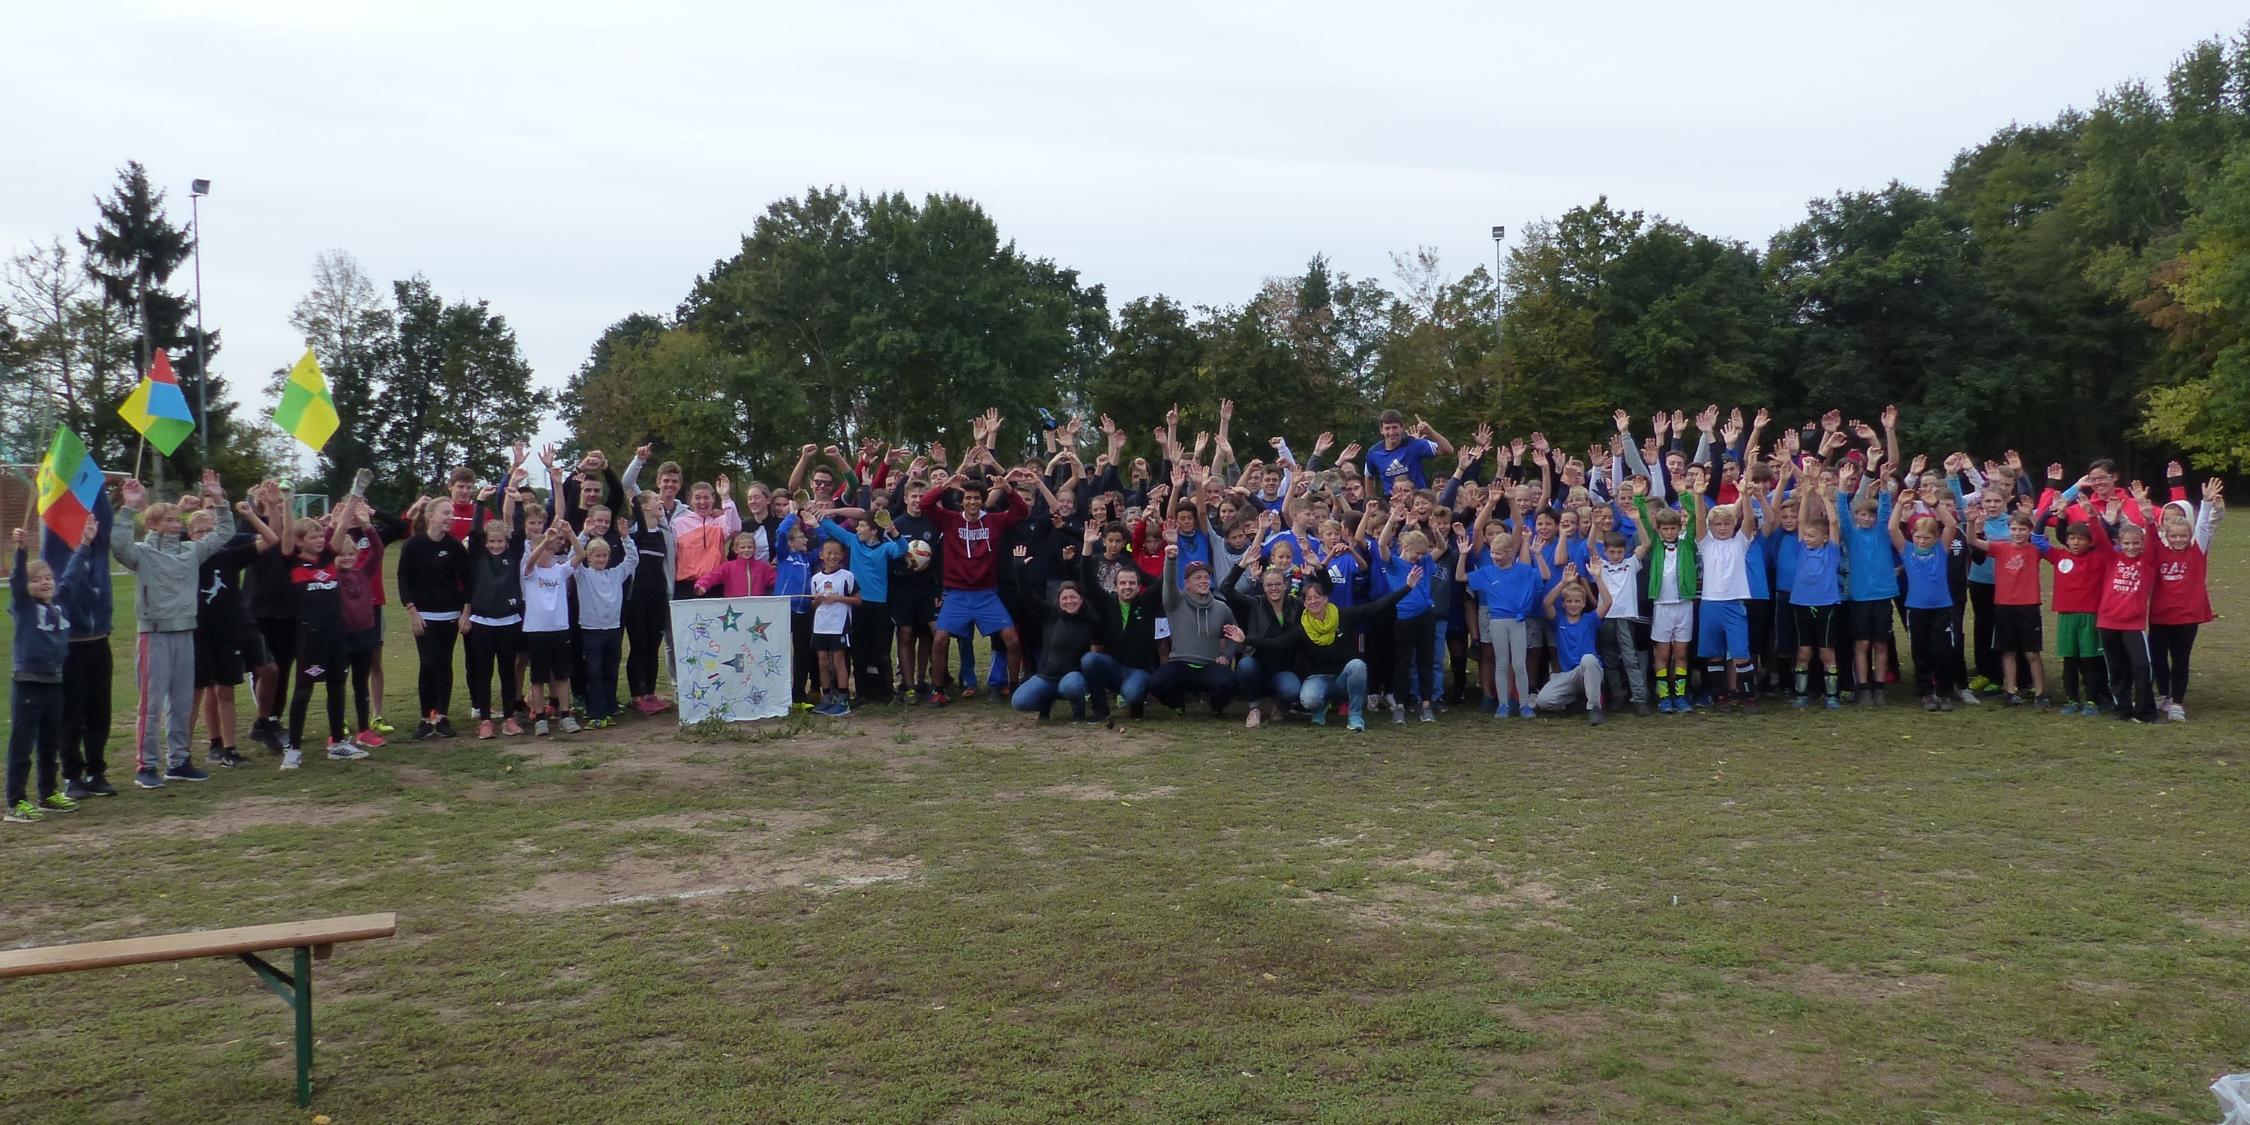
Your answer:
[521,559,575,633]
[1699,532,1752,602]
[1600,557,1645,621]
[1655,542,1685,605]
[809,568,857,635]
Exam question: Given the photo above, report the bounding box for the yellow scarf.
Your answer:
[1303,603,1341,647]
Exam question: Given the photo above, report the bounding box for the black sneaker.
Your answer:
[213,748,248,769]
[434,717,458,739]
[134,769,165,790]
[412,720,438,741]
[252,722,283,753]
[82,775,118,797]
[164,764,212,783]
[64,778,93,801]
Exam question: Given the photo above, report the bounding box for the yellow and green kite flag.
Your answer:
[272,348,340,451]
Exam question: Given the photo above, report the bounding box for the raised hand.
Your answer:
[1752,407,1770,430]
[539,443,557,469]
[1099,413,1116,435]
[1312,431,1335,458]
[2205,478,2225,504]
[2167,459,2184,478]
[1820,409,1842,433]
[1219,398,1234,422]
[120,479,146,508]
[201,468,225,499]
[714,473,731,498]
[1881,403,1899,430]
[1338,442,1362,465]
[1908,454,1928,477]
[1165,403,1180,428]
[1531,432,1549,455]
[1671,409,1688,434]
[2045,462,2065,481]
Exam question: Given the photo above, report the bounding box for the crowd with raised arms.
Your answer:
[4,398,2227,824]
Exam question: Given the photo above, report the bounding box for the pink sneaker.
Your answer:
[355,729,387,748]
[501,717,524,737]
[634,695,662,715]
[649,694,673,711]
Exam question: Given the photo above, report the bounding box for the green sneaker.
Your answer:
[4,800,43,824]
[371,715,398,734]
[40,793,79,814]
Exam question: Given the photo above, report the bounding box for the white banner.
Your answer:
[669,596,795,724]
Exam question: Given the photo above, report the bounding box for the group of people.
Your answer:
[4,399,2227,824]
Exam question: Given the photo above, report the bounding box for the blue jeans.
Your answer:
[1301,659,1369,725]
[1079,653,1149,717]
[1235,655,1302,711]
[1011,672,1088,719]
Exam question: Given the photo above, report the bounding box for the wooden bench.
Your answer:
[0,913,398,1107]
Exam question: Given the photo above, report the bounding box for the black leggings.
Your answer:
[60,637,112,783]
[466,622,524,719]
[1905,608,1957,697]
[291,633,349,746]
[348,648,376,732]
[624,593,669,698]
[2148,623,2198,704]
[1364,604,1398,697]
[2099,628,2155,719]
[415,624,458,718]
[1968,581,1998,683]
[792,612,816,703]
[1392,609,1436,705]
[853,599,893,702]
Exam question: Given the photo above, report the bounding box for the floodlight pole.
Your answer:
[190,179,212,463]
[1491,224,1506,398]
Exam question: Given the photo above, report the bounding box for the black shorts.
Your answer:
[890,587,937,630]
[345,623,383,654]
[1771,592,1799,650]
[297,630,345,680]
[195,630,245,688]
[1847,599,1893,640]
[811,632,848,653]
[1792,604,1839,652]
[238,624,273,670]
[525,631,573,684]
[259,617,297,672]
[1993,604,2044,653]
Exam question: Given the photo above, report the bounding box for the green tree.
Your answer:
[2137,144,2250,470]
[1087,295,1209,437]
[76,161,251,482]
[283,250,393,499]
[366,275,548,507]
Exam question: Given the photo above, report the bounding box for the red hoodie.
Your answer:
[2095,544,2153,632]
[921,486,1026,591]
[2042,513,2109,615]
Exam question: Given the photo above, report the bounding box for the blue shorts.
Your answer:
[1696,598,1751,659]
[935,587,1014,637]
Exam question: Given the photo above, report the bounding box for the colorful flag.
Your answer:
[272,348,340,452]
[34,427,105,548]
[118,350,197,456]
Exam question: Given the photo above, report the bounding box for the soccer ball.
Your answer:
[906,539,932,571]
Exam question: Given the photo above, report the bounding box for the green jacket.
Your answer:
[1632,494,1699,602]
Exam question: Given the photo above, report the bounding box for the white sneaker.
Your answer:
[1418,703,1435,723]
[327,740,369,761]
[2166,702,2187,722]
[1390,701,1406,725]
[534,717,551,736]
[558,715,582,734]
[1243,706,1261,729]
[280,748,302,771]
[1954,688,1981,705]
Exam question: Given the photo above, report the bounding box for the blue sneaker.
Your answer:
[2057,701,2079,716]
[1791,695,1810,709]
[2080,704,2101,718]
[1823,696,1842,710]
[1346,713,1366,732]
[1519,706,1537,720]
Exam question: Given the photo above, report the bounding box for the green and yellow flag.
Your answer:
[272,348,340,451]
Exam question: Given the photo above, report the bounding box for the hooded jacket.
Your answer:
[112,503,236,633]
[1161,552,1236,666]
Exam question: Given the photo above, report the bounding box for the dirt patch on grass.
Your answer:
[609,809,828,835]
[1734,964,1949,1004]
[501,847,922,912]
[2182,909,2250,939]
[1015,783,1180,802]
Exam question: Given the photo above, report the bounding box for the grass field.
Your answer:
[1,556,2245,1123]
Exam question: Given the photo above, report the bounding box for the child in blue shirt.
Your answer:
[1376,519,1437,723]
[1530,566,1613,725]
[1836,478,1900,706]
[10,523,97,822]
[1459,523,1541,718]
[1891,491,1962,711]
[773,519,816,705]
[1789,477,1846,709]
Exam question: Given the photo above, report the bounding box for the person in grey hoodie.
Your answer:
[570,531,639,727]
[9,522,97,822]
[112,471,237,789]
[1148,546,1241,715]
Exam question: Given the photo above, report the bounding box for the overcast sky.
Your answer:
[7,1,2244,452]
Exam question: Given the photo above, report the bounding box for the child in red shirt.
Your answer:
[1962,511,2050,704]
[2090,518,2156,723]
[2148,480,2223,721]
[2040,509,2112,714]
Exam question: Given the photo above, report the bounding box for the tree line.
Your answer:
[569,27,2250,482]
[7,28,2244,505]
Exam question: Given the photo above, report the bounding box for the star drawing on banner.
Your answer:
[720,606,744,631]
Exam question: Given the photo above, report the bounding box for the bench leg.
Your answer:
[237,946,315,1107]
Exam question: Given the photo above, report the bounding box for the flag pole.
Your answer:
[134,436,146,486]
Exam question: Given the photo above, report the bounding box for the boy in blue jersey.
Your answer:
[1789,475,1846,709]
[1530,566,1614,726]
[1458,522,1540,718]
[1836,471,1901,707]
[1363,409,1454,492]
[1890,486,1963,711]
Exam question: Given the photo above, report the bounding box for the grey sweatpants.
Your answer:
[135,630,196,773]
[1599,617,1649,703]
[1535,654,1605,712]
[1486,617,1531,705]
